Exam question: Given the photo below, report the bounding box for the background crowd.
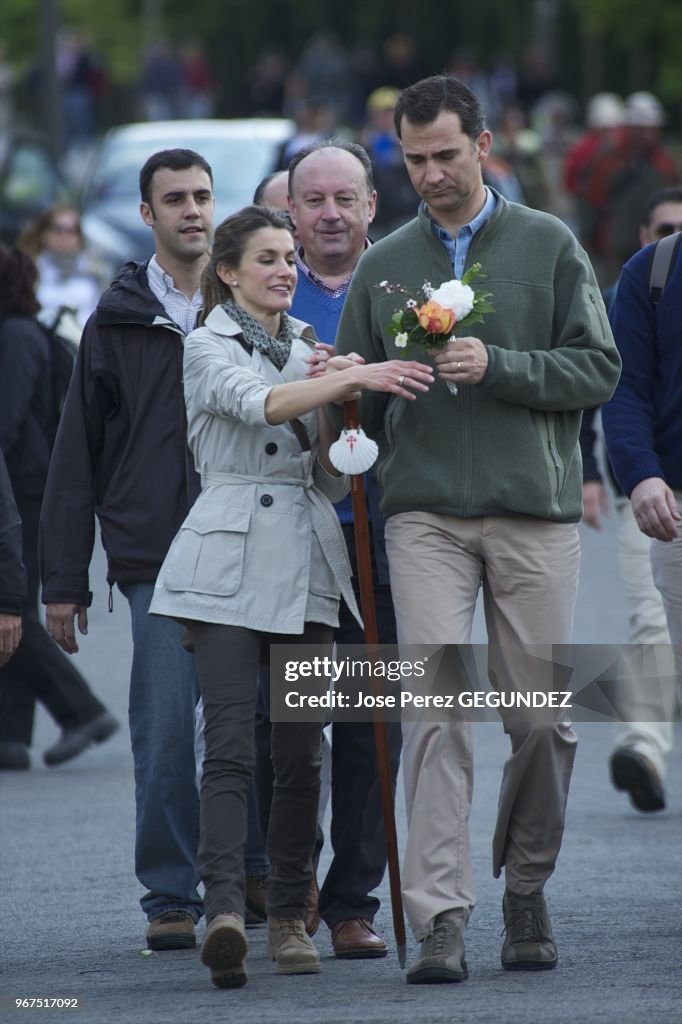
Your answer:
[1,25,680,288]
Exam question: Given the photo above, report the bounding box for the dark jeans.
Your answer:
[121,583,202,922]
[0,498,106,744]
[255,582,402,927]
[192,620,328,923]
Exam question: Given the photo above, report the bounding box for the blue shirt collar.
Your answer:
[425,187,497,278]
[427,186,496,242]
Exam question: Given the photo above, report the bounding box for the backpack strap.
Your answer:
[649,231,682,306]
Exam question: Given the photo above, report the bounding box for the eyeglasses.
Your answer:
[276,210,294,229]
[652,222,682,238]
[48,222,81,235]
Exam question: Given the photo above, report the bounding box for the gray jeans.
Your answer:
[191,621,328,922]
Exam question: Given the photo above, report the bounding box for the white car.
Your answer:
[79,118,293,271]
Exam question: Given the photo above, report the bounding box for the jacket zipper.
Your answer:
[462,384,473,511]
[544,414,562,499]
[378,398,396,489]
[589,293,607,340]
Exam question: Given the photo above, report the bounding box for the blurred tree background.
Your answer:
[1,0,681,134]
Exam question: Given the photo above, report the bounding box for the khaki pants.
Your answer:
[385,511,580,939]
[612,499,675,779]
[649,492,682,752]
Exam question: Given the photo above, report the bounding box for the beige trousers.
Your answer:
[649,492,682,754]
[612,499,675,779]
[385,511,580,939]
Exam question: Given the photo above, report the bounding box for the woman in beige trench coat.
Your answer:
[150,206,431,989]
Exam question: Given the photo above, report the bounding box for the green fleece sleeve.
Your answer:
[479,243,621,412]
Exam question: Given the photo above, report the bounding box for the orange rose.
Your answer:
[416,300,455,335]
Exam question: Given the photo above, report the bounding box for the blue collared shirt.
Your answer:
[428,187,497,279]
[294,238,371,300]
[147,255,203,336]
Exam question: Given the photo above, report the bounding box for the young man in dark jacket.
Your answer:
[40,149,214,950]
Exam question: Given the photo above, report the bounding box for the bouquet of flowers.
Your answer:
[378,263,494,395]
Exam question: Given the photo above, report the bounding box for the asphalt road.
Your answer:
[1,519,681,1024]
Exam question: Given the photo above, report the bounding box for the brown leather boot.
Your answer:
[146,910,196,951]
[303,868,320,937]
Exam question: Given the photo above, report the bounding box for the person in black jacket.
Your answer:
[0,448,25,669]
[0,245,118,773]
[39,149,215,953]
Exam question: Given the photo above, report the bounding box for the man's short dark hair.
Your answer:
[288,140,374,197]
[139,149,213,206]
[394,75,486,141]
[642,186,682,226]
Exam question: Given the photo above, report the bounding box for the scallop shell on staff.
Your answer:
[329,428,379,474]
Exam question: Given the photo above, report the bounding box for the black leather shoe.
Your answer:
[610,748,666,813]
[43,711,119,767]
[0,741,30,770]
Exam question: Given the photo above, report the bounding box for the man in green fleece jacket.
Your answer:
[333,75,621,985]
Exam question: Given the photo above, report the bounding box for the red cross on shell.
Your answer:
[328,427,379,474]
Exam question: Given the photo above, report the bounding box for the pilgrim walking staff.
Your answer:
[329,399,407,968]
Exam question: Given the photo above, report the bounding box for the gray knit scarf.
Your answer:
[223,299,294,371]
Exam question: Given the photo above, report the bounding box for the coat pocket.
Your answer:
[307,531,341,601]
[164,504,251,597]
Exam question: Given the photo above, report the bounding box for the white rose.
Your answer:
[429,279,475,319]
[395,333,408,348]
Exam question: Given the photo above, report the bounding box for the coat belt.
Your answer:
[200,469,361,628]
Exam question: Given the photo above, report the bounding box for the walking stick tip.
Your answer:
[397,943,407,969]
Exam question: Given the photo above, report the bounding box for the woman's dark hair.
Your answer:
[0,245,39,316]
[199,205,293,324]
[394,74,486,141]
